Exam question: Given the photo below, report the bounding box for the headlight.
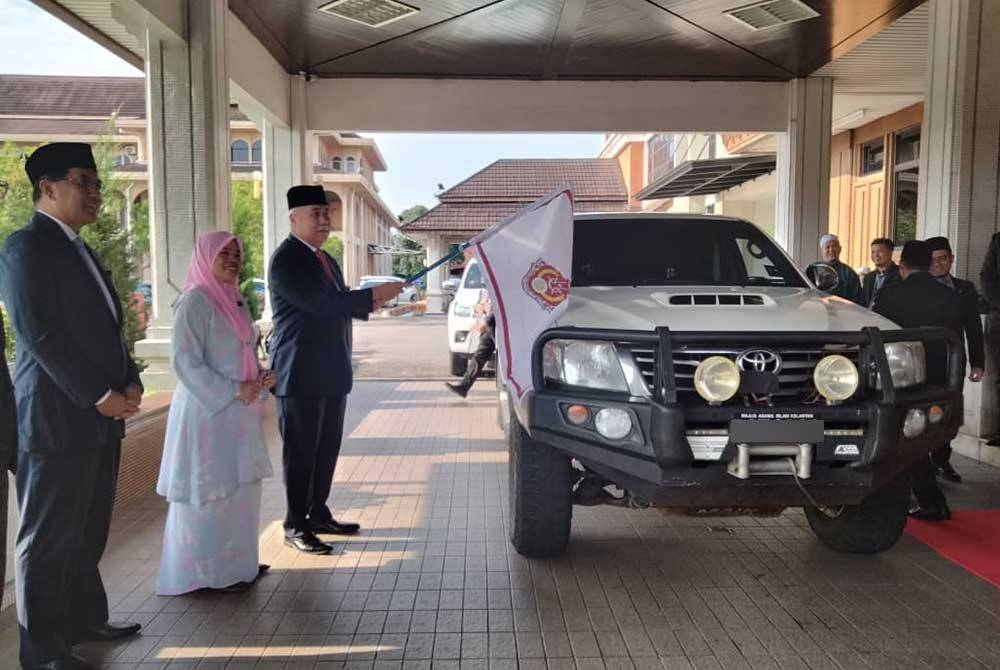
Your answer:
[880,341,926,389]
[813,355,859,401]
[453,304,473,317]
[693,356,740,403]
[542,339,629,392]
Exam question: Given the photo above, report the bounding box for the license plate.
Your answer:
[729,418,824,444]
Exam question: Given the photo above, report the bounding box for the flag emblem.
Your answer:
[522,259,570,312]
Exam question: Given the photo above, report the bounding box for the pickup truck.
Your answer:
[499,213,964,557]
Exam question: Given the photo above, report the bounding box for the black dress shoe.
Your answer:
[73,622,141,643]
[310,519,361,535]
[37,653,95,670]
[909,504,951,521]
[938,463,963,483]
[445,382,470,398]
[284,532,334,554]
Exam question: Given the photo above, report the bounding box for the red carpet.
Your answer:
[905,510,1000,589]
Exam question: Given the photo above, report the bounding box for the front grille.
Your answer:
[626,342,861,404]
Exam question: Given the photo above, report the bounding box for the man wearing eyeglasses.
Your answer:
[0,143,143,670]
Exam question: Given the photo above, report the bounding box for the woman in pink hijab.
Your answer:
[155,232,275,595]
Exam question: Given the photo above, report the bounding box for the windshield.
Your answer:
[572,218,806,288]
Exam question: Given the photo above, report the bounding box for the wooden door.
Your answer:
[851,178,885,269]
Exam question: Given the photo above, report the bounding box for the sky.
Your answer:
[0,0,604,216]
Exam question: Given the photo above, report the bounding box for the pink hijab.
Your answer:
[182,231,258,383]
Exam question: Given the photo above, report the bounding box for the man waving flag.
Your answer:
[471,188,574,400]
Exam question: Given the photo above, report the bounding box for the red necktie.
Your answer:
[315,249,335,283]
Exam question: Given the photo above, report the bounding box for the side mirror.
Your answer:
[807,263,839,293]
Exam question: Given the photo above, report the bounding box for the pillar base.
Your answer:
[135,334,175,391]
[425,290,447,314]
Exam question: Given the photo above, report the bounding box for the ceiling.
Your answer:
[229,0,926,80]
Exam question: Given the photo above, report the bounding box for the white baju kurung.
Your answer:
[156,288,273,595]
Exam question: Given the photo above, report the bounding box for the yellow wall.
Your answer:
[616,141,645,205]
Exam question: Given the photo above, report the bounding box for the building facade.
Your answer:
[0,74,396,288]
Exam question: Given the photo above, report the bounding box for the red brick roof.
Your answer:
[402,158,629,233]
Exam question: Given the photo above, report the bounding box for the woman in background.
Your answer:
[156,231,274,595]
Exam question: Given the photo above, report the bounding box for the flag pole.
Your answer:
[403,242,471,285]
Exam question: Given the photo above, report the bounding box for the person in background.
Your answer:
[268,185,401,555]
[925,236,985,482]
[862,238,901,308]
[873,240,963,521]
[155,232,275,595]
[446,290,496,398]
[0,143,143,670]
[0,309,16,616]
[979,232,1000,447]
[808,234,863,304]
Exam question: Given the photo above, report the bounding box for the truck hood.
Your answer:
[553,286,898,332]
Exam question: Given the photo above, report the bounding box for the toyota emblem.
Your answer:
[736,349,782,374]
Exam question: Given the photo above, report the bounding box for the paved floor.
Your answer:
[352,316,452,380]
[2,382,1000,669]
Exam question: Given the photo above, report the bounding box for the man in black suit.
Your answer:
[873,240,963,521]
[0,309,17,620]
[0,143,143,669]
[926,236,984,482]
[979,232,1000,446]
[268,185,401,554]
[862,237,902,308]
[446,291,496,398]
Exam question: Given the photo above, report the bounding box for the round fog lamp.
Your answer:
[595,408,632,440]
[928,405,945,424]
[813,355,859,402]
[693,356,740,403]
[903,408,927,438]
[565,404,590,426]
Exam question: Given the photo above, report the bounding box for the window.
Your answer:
[332,156,342,171]
[572,218,805,288]
[359,157,365,174]
[648,134,676,181]
[251,140,262,163]
[346,157,357,173]
[892,127,920,247]
[462,261,485,289]
[231,140,249,163]
[860,138,884,176]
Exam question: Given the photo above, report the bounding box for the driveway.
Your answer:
[353,314,452,380]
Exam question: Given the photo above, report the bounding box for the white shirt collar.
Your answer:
[291,233,318,253]
[37,209,78,241]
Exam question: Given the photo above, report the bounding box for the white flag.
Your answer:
[471,188,574,400]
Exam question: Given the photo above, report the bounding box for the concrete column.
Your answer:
[774,77,833,266]
[918,0,1000,454]
[259,115,301,322]
[424,235,446,313]
[135,0,232,389]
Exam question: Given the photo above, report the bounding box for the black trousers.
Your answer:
[16,441,119,668]
[457,330,496,390]
[277,395,348,534]
[912,453,947,510]
[931,443,952,468]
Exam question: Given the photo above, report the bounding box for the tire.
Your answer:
[508,409,573,557]
[450,353,467,377]
[804,474,910,554]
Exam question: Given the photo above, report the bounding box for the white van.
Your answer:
[446,258,487,376]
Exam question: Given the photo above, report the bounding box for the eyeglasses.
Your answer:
[59,176,103,193]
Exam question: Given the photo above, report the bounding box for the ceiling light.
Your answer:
[319,0,419,28]
[725,0,819,31]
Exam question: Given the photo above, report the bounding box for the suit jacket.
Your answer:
[872,271,964,386]
[0,311,16,472]
[0,212,142,453]
[944,275,986,370]
[981,232,1000,319]
[268,235,373,397]
[862,263,902,308]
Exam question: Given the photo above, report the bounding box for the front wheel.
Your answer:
[804,474,910,554]
[508,409,572,558]
[450,353,467,377]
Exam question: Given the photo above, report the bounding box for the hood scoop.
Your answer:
[664,293,772,306]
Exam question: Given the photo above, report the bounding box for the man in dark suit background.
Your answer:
[873,240,963,521]
[862,237,901,308]
[926,236,984,482]
[0,309,17,619]
[268,185,401,554]
[0,143,143,669]
[979,232,1000,446]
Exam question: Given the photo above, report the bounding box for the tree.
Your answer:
[231,181,264,320]
[322,235,344,265]
[393,205,427,278]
